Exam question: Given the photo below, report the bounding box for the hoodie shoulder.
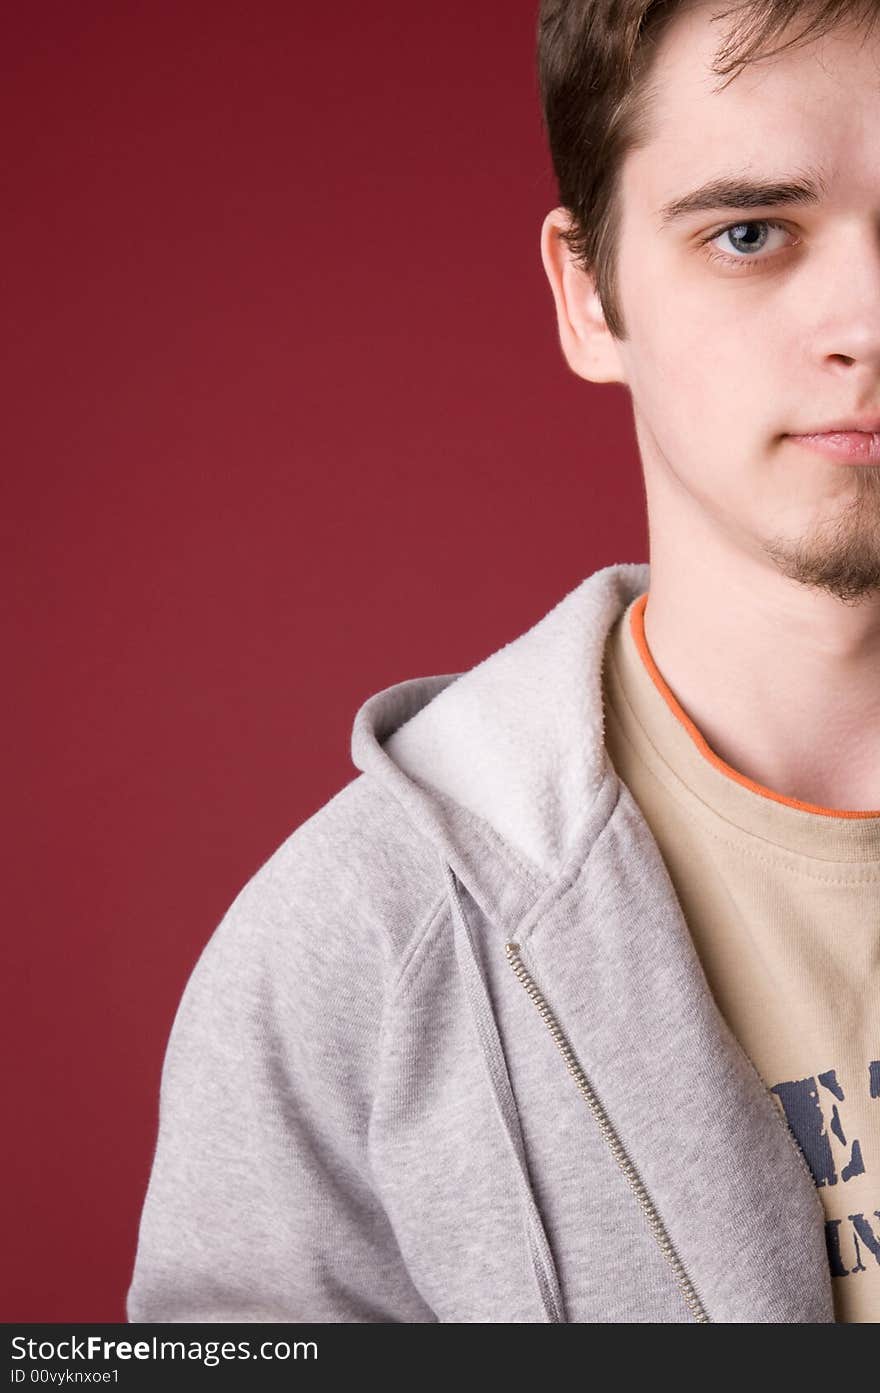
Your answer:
[215,770,448,978]
[127,769,445,1322]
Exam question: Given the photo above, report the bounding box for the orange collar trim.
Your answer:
[629,591,880,820]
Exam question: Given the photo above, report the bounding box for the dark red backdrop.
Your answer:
[2,1,646,1320]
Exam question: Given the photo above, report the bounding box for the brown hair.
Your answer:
[536,0,879,340]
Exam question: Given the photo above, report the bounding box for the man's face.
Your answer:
[591,1,880,603]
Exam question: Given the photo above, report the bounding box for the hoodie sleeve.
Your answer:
[125,820,438,1323]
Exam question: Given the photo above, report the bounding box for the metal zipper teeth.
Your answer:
[504,940,710,1325]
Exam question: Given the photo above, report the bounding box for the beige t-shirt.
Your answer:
[602,590,880,1323]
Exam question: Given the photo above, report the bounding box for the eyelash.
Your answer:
[698,218,796,272]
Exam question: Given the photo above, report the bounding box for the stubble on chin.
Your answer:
[760,466,880,605]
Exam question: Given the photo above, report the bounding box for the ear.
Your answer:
[540,207,626,384]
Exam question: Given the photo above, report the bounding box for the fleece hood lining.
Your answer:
[350,562,651,933]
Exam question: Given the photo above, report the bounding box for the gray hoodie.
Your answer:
[125,561,835,1323]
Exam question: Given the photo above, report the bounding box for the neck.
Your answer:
[643,535,880,813]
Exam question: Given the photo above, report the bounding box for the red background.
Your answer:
[2,1,645,1320]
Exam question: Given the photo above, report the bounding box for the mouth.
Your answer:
[785,430,880,464]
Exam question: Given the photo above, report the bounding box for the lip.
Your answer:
[786,430,880,463]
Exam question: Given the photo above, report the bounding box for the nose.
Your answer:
[810,223,880,379]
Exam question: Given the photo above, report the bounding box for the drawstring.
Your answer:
[443,861,566,1324]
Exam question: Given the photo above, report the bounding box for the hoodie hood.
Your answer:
[350,561,650,934]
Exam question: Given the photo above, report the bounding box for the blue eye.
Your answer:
[720,223,770,253]
[701,218,795,271]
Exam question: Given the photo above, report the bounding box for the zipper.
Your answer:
[505,940,710,1324]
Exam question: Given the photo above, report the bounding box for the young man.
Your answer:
[127,0,880,1323]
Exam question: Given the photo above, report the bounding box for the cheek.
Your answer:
[615,242,772,466]
[622,322,718,439]
[622,292,765,441]
[628,344,768,512]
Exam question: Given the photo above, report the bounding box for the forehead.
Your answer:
[624,1,880,211]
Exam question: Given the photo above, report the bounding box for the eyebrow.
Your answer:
[657,169,831,227]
